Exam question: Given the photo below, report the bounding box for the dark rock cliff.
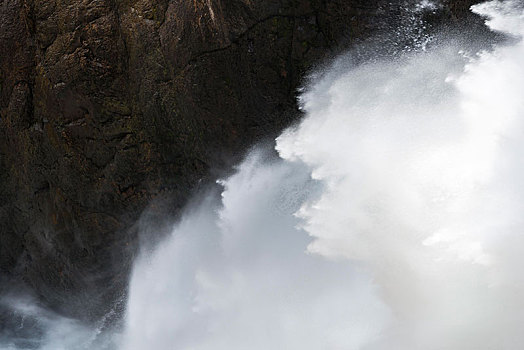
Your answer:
[0,0,485,320]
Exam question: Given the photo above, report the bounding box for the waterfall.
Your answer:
[122,1,524,349]
[2,1,524,349]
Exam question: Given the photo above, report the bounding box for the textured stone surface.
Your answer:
[0,0,486,320]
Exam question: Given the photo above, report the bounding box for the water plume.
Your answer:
[122,152,391,350]
[277,1,524,348]
[2,1,524,349]
[123,1,524,349]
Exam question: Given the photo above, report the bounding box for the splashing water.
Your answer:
[121,1,524,349]
[2,0,524,349]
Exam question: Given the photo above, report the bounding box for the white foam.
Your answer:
[123,1,524,348]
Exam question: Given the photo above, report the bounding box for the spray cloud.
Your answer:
[123,1,524,349]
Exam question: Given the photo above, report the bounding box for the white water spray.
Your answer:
[122,1,524,349]
[2,1,524,349]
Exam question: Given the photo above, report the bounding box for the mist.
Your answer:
[124,1,524,349]
[2,0,524,349]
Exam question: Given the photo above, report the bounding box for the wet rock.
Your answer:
[0,0,486,321]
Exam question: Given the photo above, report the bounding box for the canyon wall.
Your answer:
[0,0,484,319]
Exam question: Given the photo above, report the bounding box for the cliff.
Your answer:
[0,0,485,320]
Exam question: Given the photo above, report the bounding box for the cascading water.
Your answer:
[2,0,524,349]
[121,1,524,349]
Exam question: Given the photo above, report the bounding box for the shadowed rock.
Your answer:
[0,0,486,321]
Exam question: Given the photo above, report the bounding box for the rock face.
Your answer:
[0,0,485,320]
